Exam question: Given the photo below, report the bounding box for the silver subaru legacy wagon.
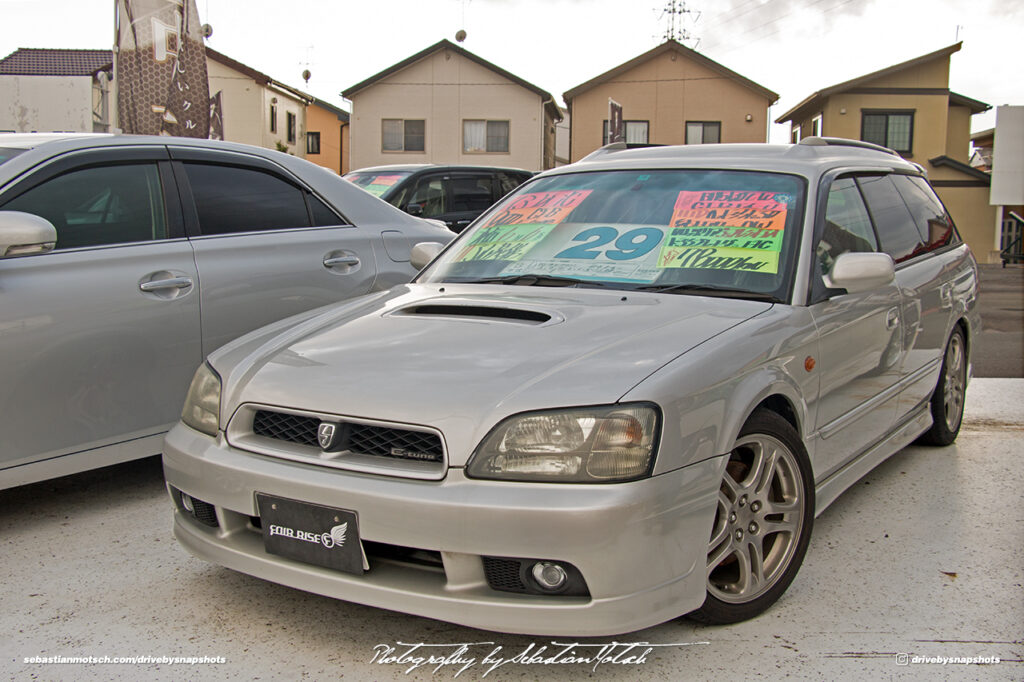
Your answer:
[163,138,979,635]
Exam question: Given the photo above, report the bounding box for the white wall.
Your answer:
[990,105,1024,206]
[0,75,93,132]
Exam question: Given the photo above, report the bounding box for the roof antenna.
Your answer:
[658,0,700,47]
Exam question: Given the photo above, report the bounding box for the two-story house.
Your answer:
[563,39,779,163]
[342,39,561,172]
[776,43,997,262]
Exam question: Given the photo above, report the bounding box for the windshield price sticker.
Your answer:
[454,223,557,262]
[658,190,790,273]
[456,190,593,262]
[369,174,403,187]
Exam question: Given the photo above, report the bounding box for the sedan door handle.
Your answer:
[885,307,900,330]
[139,276,193,292]
[323,256,360,267]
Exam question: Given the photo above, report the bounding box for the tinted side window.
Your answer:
[449,175,495,213]
[891,174,956,254]
[496,171,527,196]
[856,174,924,263]
[407,176,446,217]
[308,194,342,227]
[184,163,310,235]
[818,177,877,272]
[3,163,167,250]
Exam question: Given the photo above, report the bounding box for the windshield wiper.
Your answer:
[451,274,615,288]
[634,283,782,303]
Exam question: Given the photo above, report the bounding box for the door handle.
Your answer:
[885,307,900,330]
[140,276,193,292]
[323,255,360,267]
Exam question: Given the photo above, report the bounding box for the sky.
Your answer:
[2,0,1022,143]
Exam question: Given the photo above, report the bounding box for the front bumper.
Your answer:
[163,422,724,636]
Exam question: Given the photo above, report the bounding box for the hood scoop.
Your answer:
[391,303,555,325]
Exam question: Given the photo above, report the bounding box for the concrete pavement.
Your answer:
[1,379,1021,681]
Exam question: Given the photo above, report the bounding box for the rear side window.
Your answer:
[449,175,495,213]
[818,177,877,272]
[3,163,166,250]
[891,174,956,254]
[856,174,923,264]
[308,194,342,226]
[184,163,310,235]
[496,171,528,196]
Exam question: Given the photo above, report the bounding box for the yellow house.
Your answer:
[776,43,999,262]
[306,98,350,175]
[343,40,561,172]
[563,40,779,163]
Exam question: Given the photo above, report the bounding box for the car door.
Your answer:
[807,174,902,479]
[872,173,965,417]
[0,147,201,472]
[168,147,378,355]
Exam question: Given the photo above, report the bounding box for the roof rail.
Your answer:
[579,141,665,162]
[798,136,899,157]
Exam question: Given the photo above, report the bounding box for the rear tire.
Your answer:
[688,410,814,625]
[917,327,967,446]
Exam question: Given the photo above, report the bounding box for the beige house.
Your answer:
[776,43,999,262]
[0,49,114,133]
[563,40,778,163]
[205,48,312,158]
[342,39,561,171]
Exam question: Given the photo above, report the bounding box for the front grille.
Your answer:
[482,557,528,593]
[253,410,318,447]
[251,410,443,463]
[348,423,443,461]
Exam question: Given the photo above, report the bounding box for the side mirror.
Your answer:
[410,241,444,270]
[406,203,424,217]
[0,211,57,258]
[825,252,895,294]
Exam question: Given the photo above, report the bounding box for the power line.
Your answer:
[701,0,866,54]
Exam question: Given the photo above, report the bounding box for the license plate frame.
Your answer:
[256,493,367,575]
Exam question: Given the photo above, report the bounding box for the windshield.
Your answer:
[418,169,806,302]
[344,170,412,197]
[0,147,26,165]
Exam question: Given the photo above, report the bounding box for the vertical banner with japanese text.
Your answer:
[608,98,623,144]
[116,0,210,138]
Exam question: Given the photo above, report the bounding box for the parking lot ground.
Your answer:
[975,264,1023,378]
[2,379,1022,681]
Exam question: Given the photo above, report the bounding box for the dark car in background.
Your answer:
[344,164,533,232]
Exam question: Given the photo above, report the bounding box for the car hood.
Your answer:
[214,284,771,465]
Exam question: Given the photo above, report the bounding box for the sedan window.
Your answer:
[184,163,310,235]
[2,163,167,249]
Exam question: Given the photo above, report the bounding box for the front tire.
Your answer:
[916,327,967,446]
[688,410,814,624]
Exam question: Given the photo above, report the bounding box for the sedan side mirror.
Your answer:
[406,203,424,217]
[410,241,444,270]
[825,252,895,294]
[0,211,57,258]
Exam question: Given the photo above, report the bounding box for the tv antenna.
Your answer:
[659,0,700,48]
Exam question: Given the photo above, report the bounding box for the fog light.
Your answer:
[531,562,568,591]
[180,492,195,513]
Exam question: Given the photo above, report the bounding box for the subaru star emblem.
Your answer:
[317,423,336,449]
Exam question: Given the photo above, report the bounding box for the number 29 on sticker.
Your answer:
[555,227,664,261]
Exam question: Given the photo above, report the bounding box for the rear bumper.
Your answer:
[163,423,724,636]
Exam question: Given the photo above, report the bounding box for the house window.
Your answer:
[307,131,321,155]
[686,121,721,144]
[811,114,822,137]
[286,112,296,144]
[861,110,914,154]
[602,120,649,145]
[382,119,425,152]
[463,120,510,153]
[270,103,277,133]
[791,125,801,144]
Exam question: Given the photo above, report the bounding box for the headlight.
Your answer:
[181,363,222,437]
[466,404,659,483]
